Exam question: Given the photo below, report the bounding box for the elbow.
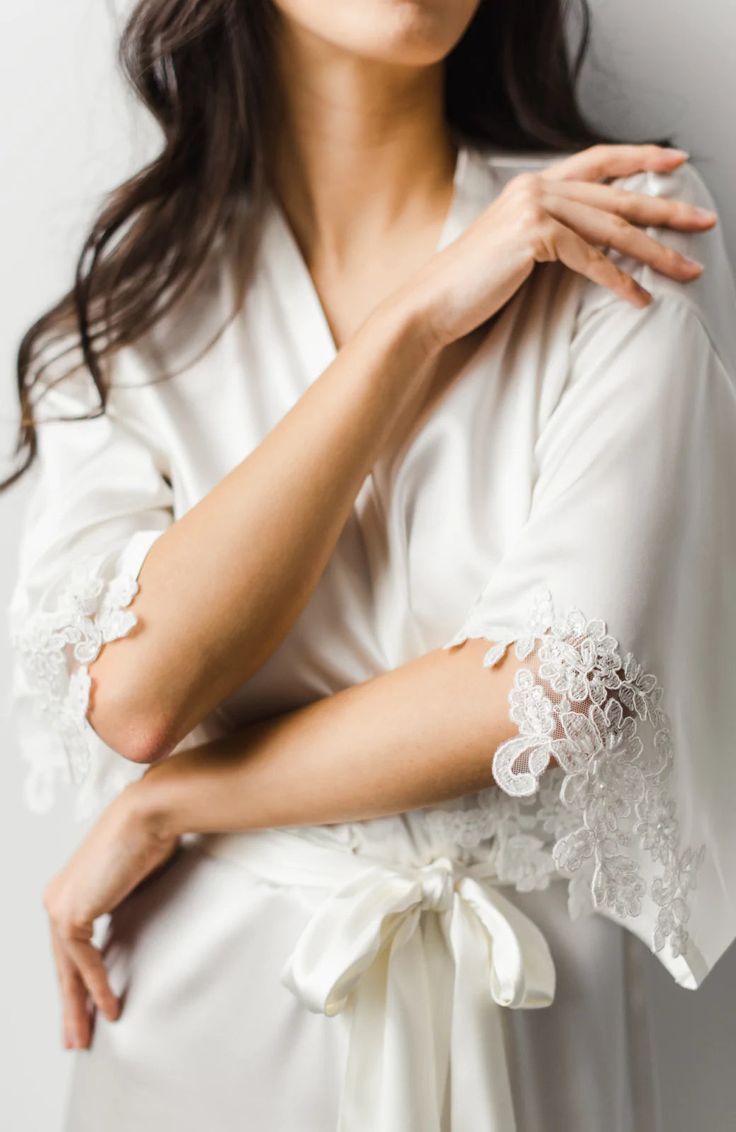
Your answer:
[117,726,174,766]
[86,677,175,766]
[93,706,174,766]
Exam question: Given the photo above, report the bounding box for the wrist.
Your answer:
[121,767,183,843]
[364,280,446,367]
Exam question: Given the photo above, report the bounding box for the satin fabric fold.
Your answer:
[197,829,555,1132]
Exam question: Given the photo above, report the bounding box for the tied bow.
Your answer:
[199,832,556,1132]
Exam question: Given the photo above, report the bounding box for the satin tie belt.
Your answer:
[196,827,556,1132]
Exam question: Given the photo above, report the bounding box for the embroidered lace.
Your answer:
[10,556,143,795]
[427,586,705,960]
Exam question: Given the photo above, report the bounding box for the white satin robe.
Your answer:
[6,139,736,1132]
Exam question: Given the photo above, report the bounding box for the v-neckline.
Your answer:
[263,140,483,377]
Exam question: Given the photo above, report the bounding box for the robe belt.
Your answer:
[196,827,557,1132]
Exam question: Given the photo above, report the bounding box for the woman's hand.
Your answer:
[402,143,719,351]
[42,787,179,1050]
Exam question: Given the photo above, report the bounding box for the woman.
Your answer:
[5,1,736,1129]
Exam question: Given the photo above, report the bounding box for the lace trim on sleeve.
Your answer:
[10,559,144,796]
[440,586,706,964]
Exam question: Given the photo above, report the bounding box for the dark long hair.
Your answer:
[5,0,642,489]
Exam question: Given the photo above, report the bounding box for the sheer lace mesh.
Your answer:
[9,553,145,806]
[432,585,706,962]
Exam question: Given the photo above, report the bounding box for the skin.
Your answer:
[42,0,719,1051]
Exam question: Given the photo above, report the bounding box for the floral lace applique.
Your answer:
[10,559,143,792]
[427,585,706,962]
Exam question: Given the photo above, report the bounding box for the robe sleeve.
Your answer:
[3,343,175,821]
[441,161,736,990]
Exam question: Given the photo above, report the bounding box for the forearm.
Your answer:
[130,637,525,837]
[89,295,438,762]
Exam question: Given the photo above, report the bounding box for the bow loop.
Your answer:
[457,875,556,1010]
[280,862,426,1016]
[197,829,558,1132]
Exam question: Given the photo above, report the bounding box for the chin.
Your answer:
[273,0,481,66]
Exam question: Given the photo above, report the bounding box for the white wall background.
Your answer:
[1,2,734,1129]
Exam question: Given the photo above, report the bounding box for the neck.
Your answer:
[269,21,458,272]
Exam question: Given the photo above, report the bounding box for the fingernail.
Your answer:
[669,148,689,158]
[683,256,704,270]
[692,206,717,221]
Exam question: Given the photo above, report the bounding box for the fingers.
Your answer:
[67,936,121,1024]
[509,146,718,300]
[48,916,120,1051]
[49,926,94,1050]
[545,178,718,232]
[538,218,653,308]
[546,195,705,284]
[540,142,690,183]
